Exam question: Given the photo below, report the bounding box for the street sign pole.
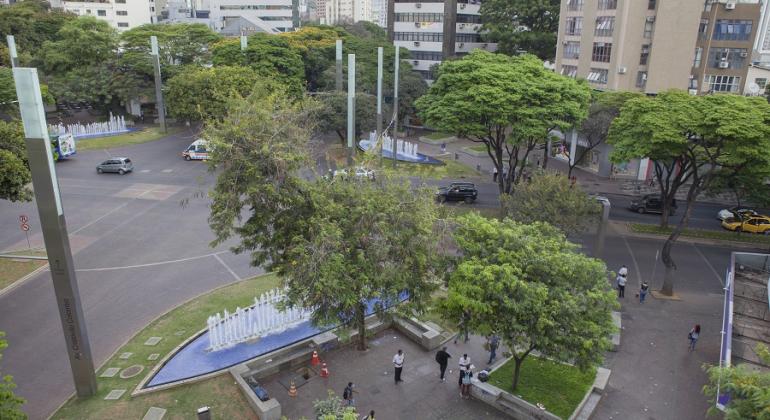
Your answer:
[12,67,97,397]
[150,36,167,133]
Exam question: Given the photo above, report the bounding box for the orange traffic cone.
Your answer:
[311,350,320,366]
[320,362,329,378]
[288,380,297,397]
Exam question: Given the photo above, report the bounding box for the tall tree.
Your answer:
[0,0,74,63]
[416,51,590,195]
[480,0,560,60]
[0,120,31,203]
[0,332,25,420]
[281,25,346,91]
[706,166,770,208]
[608,91,770,295]
[166,65,262,122]
[443,214,615,391]
[315,91,378,143]
[502,171,599,237]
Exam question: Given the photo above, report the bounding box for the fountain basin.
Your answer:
[358,139,443,165]
[71,127,137,140]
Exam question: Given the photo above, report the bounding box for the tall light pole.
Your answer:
[150,36,166,132]
[376,47,383,167]
[594,197,611,259]
[335,40,343,91]
[392,46,400,168]
[12,67,97,397]
[347,54,356,166]
[7,35,19,67]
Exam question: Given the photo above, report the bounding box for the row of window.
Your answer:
[570,0,655,12]
[591,42,612,62]
[410,51,443,61]
[394,32,443,41]
[699,19,753,41]
[457,14,482,24]
[395,12,443,22]
[457,33,483,42]
[220,5,291,10]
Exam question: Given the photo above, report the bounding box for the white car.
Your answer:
[333,167,376,180]
[717,207,759,221]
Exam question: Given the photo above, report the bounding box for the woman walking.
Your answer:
[688,324,700,351]
[460,366,474,399]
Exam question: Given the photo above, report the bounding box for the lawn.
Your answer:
[628,223,770,246]
[326,145,481,180]
[488,356,596,419]
[52,273,280,420]
[0,249,47,292]
[75,126,183,151]
[468,144,487,153]
[424,132,453,140]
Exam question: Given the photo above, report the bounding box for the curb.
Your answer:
[610,221,769,250]
[0,263,49,299]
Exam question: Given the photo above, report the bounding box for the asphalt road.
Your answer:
[0,129,264,419]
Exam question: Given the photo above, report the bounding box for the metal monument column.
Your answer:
[150,36,167,132]
[569,128,578,168]
[240,35,248,51]
[376,47,383,166]
[392,46,400,167]
[347,54,356,166]
[7,35,19,67]
[336,40,343,91]
[12,68,97,397]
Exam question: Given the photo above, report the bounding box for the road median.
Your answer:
[613,221,770,249]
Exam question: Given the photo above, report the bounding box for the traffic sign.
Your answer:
[20,223,30,232]
[19,214,28,224]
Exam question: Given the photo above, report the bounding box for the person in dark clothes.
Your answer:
[435,346,451,382]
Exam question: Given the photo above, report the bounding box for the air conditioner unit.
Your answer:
[414,41,420,46]
[459,23,465,28]
[413,60,419,65]
[688,88,699,95]
[740,51,748,57]
[460,3,466,8]
[415,22,421,27]
[642,73,647,80]
[719,61,730,69]
[618,66,627,74]
[415,2,422,7]
[459,42,465,47]
[474,25,480,31]
[646,16,655,22]
[725,2,736,10]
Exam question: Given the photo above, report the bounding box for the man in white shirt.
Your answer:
[618,265,628,278]
[393,349,404,384]
[617,265,628,298]
[458,353,470,386]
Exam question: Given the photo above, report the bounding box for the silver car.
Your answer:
[96,157,133,175]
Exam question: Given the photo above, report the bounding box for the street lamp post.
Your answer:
[12,67,97,397]
[150,36,167,133]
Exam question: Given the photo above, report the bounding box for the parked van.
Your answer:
[182,139,210,161]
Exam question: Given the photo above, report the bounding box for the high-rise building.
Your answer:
[555,0,762,94]
[205,0,294,32]
[387,0,496,81]
[51,0,156,31]
[323,0,373,24]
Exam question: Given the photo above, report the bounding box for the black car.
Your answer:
[629,194,677,215]
[436,182,478,204]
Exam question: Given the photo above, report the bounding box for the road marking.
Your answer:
[690,243,724,286]
[75,251,229,272]
[161,169,173,173]
[70,202,130,235]
[214,253,241,281]
[0,263,49,299]
[621,234,643,290]
[139,169,151,173]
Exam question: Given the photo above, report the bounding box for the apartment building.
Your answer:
[387,0,496,80]
[207,0,294,32]
[555,0,761,94]
[51,0,156,30]
[324,0,372,24]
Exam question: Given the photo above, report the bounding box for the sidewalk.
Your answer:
[262,328,508,420]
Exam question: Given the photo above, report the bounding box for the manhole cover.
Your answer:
[119,365,145,379]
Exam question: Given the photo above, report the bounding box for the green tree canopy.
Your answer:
[38,16,118,74]
[704,344,770,418]
[166,65,262,122]
[608,91,770,295]
[0,331,25,420]
[416,51,590,195]
[443,214,615,391]
[0,120,31,203]
[502,171,599,236]
[0,0,74,63]
[315,91,378,143]
[280,25,345,90]
[480,0,560,60]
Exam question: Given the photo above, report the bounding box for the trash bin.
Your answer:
[197,406,211,420]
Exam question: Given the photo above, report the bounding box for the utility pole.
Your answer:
[150,36,166,132]
[12,67,97,397]
[335,40,343,91]
[347,54,356,166]
[376,47,383,167]
[7,35,19,67]
[392,46,400,168]
[594,197,611,259]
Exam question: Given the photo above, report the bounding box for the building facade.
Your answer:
[52,0,156,31]
[555,0,761,95]
[324,0,372,24]
[387,0,496,80]
[206,0,294,32]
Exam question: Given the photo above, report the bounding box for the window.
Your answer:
[117,22,129,28]
[689,77,698,90]
[395,13,443,22]
[699,19,709,40]
[713,20,753,41]
[708,48,747,69]
[755,78,767,88]
[706,75,741,92]
[598,0,616,10]
[393,32,443,42]
[411,51,443,61]
[644,19,654,38]
[457,14,482,24]
[97,9,106,16]
[639,44,650,65]
[563,41,580,59]
[636,71,647,88]
[648,0,656,10]
[567,0,584,12]
[587,68,608,84]
[693,47,702,67]
[456,33,483,43]
[116,10,128,16]
[595,17,614,37]
[565,17,582,36]
[561,65,578,78]
[85,9,91,14]
[115,0,126,3]
[592,42,612,62]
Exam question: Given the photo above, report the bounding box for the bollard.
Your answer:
[197,406,211,420]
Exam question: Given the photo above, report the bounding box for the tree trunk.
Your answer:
[512,357,523,391]
[660,200,670,229]
[336,129,345,143]
[660,180,700,296]
[356,303,367,351]
[542,143,549,169]
[567,164,574,179]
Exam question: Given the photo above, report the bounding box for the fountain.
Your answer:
[358,131,443,165]
[206,288,312,351]
[48,112,131,139]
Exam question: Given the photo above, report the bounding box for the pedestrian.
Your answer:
[441,142,447,154]
[362,410,376,420]
[639,281,649,304]
[618,265,628,277]
[461,366,474,399]
[458,353,471,386]
[393,349,404,384]
[487,334,500,364]
[688,324,700,351]
[616,272,627,298]
[493,166,498,182]
[342,382,357,406]
[435,346,451,382]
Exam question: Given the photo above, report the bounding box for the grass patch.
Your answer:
[488,356,596,419]
[468,144,487,153]
[0,249,47,291]
[424,132,453,140]
[52,273,280,420]
[76,126,183,151]
[380,159,480,179]
[628,223,770,245]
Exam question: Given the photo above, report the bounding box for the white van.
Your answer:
[182,139,210,161]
